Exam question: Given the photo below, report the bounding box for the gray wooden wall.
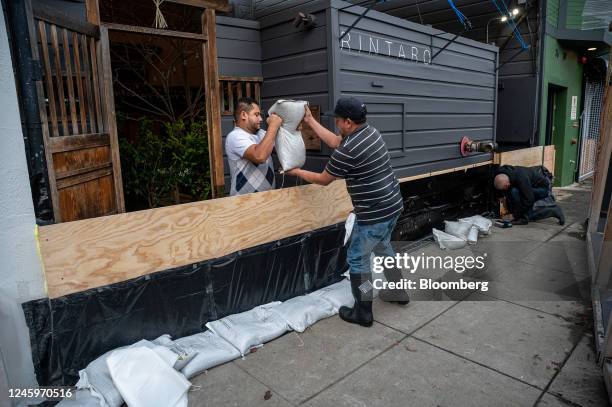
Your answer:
[216,16,262,189]
[259,2,333,176]
[233,0,498,181]
[334,2,497,178]
[371,0,541,146]
[246,0,541,146]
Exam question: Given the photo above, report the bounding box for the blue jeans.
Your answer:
[509,187,549,219]
[347,215,400,276]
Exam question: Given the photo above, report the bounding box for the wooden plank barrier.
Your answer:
[39,160,500,299]
[39,181,353,298]
[494,145,556,174]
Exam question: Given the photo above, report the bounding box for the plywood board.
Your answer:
[494,146,544,167]
[543,145,556,175]
[39,181,353,298]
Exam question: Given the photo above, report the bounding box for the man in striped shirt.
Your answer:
[288,97,408,328]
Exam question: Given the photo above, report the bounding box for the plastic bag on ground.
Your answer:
[458,215,492,235]
[444,220,472,240]
[307,279,354,312]
[174,331,241,379]
[433,228,467,250]
[270,295,336,332]
[268,100,307,171]
[205,302,289,356]
[107,347,190,407]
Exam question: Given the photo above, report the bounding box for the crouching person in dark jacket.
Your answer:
[493,165,565,225]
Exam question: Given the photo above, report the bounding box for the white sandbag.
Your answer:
[205,302,289,356]
[268,99,307,131]
[467,226,479,245]
[76,335,191,407]
[444,220,472,240]
[344,212,356,246]
[268,100,308,171]
[151,334,198,371]
[270,295,336,332]
[107,347,190,407]
[76,339,155,407]
[55,389,101,407]
[307,279,354,312]
[459,215,492,235]
[276,127,306,171]
[433,228,467,250]
[174,331,241,379]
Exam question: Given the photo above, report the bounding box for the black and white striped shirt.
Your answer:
[325,123,403,225]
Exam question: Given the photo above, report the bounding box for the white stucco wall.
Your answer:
[0,6,47,405]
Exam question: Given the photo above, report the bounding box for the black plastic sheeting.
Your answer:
[22,223,348,387]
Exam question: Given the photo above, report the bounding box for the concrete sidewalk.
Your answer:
[189,183,608,407]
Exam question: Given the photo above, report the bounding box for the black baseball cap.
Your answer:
[324,97,367,122]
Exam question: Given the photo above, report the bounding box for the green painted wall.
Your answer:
[539,34,583,186]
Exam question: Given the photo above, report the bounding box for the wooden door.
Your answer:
[29,2,124,222]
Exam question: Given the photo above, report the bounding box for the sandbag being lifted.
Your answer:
[268,100,307,171]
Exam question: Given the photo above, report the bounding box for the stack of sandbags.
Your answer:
[205,302,290,356]
[433,215,493,249]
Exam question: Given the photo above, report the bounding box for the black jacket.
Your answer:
[496,165,550,219]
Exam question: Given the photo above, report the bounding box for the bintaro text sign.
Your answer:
[340,30,432,65]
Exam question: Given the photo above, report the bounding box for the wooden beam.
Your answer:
[203,9,225,197]
[99,27,126,213]
[101,23,207,41]
[219,75,263,82]
[48,132,110,153]
[39,181,353,298]
[85,0,100,25]
[33,0,100,38]
[166,0,231,12]
[398,160,492,183]
[56,166,113,189]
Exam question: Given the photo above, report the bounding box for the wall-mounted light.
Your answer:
[512,8,520,16]
[501,15,508,22]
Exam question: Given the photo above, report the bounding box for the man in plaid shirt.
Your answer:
[225,97,283,196]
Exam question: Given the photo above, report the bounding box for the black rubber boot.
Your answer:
[530,205,565,225]
[339,274,373,327]
[378,268,410,305]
